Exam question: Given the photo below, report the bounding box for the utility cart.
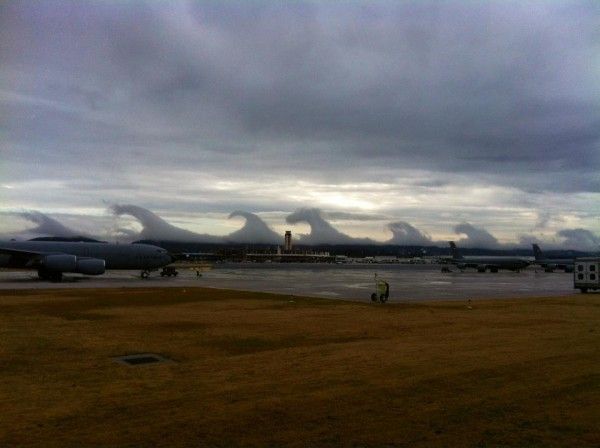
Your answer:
[371,274,390,303]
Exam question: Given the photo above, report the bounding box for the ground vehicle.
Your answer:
[574,258,600,293]
[159,266,179,277]
[371,275,389,303]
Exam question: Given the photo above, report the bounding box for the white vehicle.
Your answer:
[574,258,600,293]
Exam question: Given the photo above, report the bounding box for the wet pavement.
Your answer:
[0,263,578,302]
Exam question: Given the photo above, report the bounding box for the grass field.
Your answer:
[0,288,599,447]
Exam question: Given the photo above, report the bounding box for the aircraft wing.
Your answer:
[0,247,48,256]
[0,247,48,267]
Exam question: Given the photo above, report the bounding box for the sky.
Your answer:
[1,0,599,249]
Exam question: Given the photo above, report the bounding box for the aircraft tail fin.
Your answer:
[449,241,462,259]
[532,243,543,260]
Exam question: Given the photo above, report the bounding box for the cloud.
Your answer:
[557,228,600,252]
[111,204,281,244]
[1,205,597,252]
[386,221,432,246]
[518,228,600,252]
[2,1,598,192]
[111,204,221,243]
[286,208,376,245]
[517,234,545,248]
[18,211,84,238]
[534,211,553,229]
[0,210,103,241]
[0,1,598,246]
[226,211,280,244]
[324,211,388,222]
[453,222,500,248]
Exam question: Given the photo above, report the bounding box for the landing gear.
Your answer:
[140,270,150,279]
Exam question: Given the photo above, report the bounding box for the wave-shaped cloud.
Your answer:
[285,208,375,245]
[557,228,600,252]
[0,211,97,241]
[1,205,597,252]
[111,204,221,243]
[386,221,432,246]
[453,222,500,248]
[19,211,84,238]
[226,211,280,244]
[111,204,281,244]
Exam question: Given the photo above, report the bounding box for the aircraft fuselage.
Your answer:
[0,241,171,271]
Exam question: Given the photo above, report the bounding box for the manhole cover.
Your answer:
[113,353,172,366]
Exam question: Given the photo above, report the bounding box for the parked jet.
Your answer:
[0,240,172,281]
[532,244,574,272]
[448,241,530,272]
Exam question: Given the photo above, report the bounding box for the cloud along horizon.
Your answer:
[2,205,599,252]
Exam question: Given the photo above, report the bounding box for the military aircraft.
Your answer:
[448,241,530,272]
[0,239,172,281]
[532,244,574,272]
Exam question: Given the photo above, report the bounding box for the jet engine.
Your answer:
[75,258,105,275]
[42,254,77,271]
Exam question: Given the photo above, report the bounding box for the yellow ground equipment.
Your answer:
[371,274,389,303]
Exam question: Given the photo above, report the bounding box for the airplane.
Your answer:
[0,239,173,282]
[532,244,574,273]
[447,241,530,272]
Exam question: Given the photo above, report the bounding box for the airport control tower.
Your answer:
[284,231,292,252]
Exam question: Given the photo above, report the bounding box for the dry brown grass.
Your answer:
[0,288,599,447]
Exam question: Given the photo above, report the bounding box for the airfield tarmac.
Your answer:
[0,263,576,301]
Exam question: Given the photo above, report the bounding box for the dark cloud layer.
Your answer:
[2,1,599,188]
[1,1,599,242]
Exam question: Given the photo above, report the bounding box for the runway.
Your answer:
[0,263,576,301]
